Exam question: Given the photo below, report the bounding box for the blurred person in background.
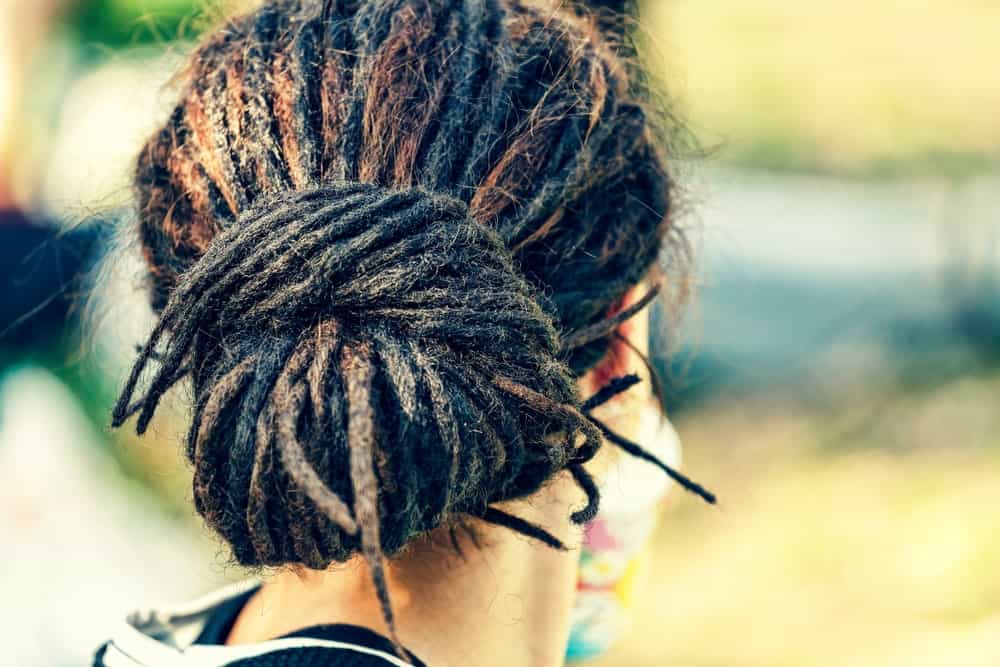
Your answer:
[92,1,710,666]
[0,0,103,357]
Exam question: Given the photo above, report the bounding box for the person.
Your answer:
[0,0,99,355]
[94,1,712,665]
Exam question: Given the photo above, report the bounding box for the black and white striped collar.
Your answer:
[97,581,422,667]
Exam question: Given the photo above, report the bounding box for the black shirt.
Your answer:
[192,586,427,667]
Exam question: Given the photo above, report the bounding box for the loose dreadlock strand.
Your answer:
[117,0,706,657]
[568,464,601,524]
[275,370,329,568]
[275,337,359,536]
[481,507,566,551]
[588,413,717,505]
[492,374,604,467]
[341,340,404,654]
[581,373,641,412]
[562,282,663,350]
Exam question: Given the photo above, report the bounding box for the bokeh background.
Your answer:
[1,1,997,665]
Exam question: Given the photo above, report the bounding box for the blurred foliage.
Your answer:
[63,0,203,50]
[642,0,1000,177]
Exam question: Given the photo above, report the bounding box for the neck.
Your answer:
[227,473,585,667]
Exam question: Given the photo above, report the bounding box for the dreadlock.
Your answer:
[114,0,711,654]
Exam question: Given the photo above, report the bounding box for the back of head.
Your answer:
[115,0,681,646]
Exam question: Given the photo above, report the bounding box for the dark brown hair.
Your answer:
[113,0,709,652]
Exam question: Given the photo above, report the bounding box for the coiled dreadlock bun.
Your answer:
[116,181,597,562]
[114,0,709,649]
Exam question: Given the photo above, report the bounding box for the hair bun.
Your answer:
[113,181,602,570]
[171,182,557,344]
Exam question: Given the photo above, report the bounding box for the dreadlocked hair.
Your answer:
[114,0,711,654]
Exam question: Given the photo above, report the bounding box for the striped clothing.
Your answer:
[93,582,425,667]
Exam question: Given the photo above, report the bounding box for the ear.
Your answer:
[576,283,656,481]
[577,283,653,403]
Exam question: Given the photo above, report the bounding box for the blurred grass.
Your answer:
[642,0,1000,177]
[594,371,1000,666]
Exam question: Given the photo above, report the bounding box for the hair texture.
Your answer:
[113,0,710,653]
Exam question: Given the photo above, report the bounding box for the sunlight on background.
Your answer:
[0,1,997,665]
[644,0,1000,175]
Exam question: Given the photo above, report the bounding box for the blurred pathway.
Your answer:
[663,168,1000,404]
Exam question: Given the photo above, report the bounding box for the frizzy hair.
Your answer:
[113,0,711,653]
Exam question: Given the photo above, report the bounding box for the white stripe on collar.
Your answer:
[107,580,415,667]
[105,628,415,667]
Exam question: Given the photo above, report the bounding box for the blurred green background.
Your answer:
[0,1,997,665]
